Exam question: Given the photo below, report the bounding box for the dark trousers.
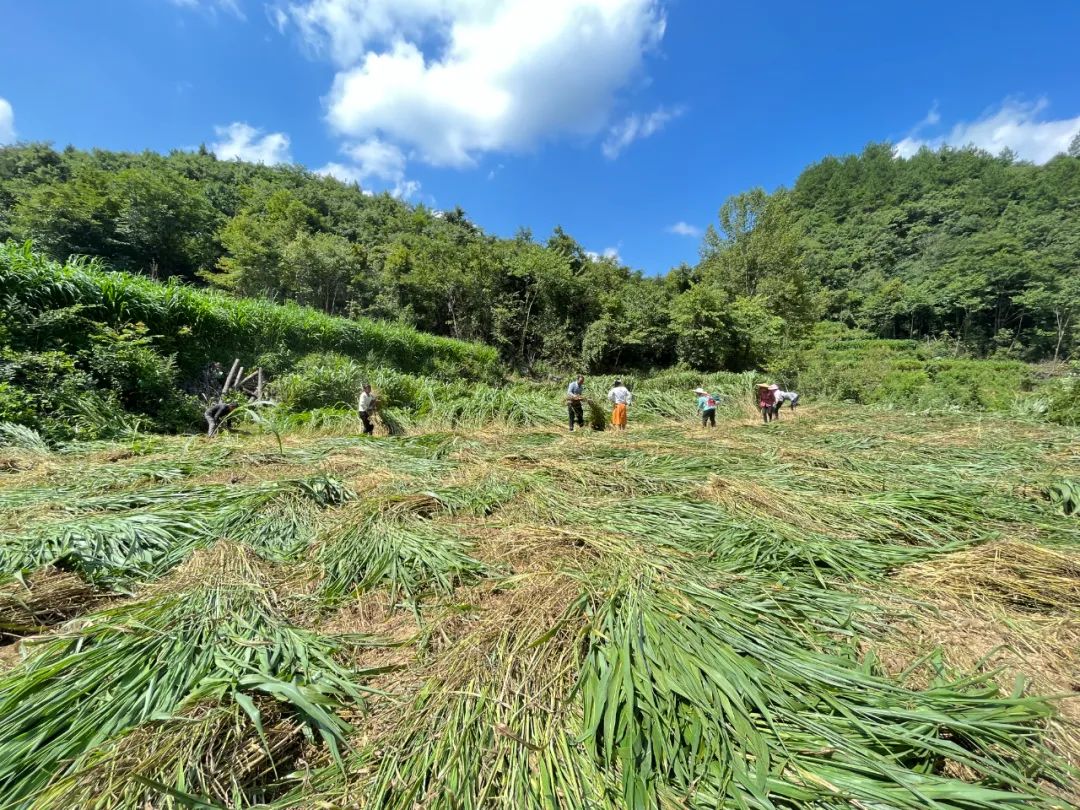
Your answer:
[701,408,716,427]
[568,400,584,430]
[761,405,777,423]
[360,411,374,435]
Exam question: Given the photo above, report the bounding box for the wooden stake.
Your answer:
[221,359,241,395]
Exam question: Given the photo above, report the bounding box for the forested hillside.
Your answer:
[1,140,1078,371]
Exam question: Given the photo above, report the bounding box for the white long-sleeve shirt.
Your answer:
[358,391,376,413]
[607,385,632,405]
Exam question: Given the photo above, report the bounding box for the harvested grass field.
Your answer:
[0,403,1077,808]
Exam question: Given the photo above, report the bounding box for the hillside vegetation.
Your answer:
[0,402,1077,808]
[0,242,497,440]
[1,141,1077,373]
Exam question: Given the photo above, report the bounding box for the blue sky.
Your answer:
[1,0,1079,275]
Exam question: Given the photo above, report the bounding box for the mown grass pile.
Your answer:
[0,398,1077,808]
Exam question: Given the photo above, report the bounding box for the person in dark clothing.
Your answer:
[205,401,238,437]
[566,375,585,432]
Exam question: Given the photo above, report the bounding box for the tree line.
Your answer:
[1,137,1077,372]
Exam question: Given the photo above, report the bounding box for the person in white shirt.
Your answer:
[607,379,632,431]
[566,375,585,432]
[775,389,800,411]
[358,383,377,435]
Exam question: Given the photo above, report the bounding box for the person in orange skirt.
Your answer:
[607,378,632,430]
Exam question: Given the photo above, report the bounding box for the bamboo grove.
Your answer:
[0,397,1077,808]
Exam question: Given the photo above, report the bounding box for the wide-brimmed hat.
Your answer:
[768,384,779,390]
[756,383,770,389]
[693,387,707,394]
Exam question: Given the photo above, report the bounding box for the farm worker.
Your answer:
[205,401,238,437]
[607,379,632,431]
[775,389,800,411]
[756,384,777,424]
[566,375,585,432]
[358,383,377,436]
[694,387,718,428]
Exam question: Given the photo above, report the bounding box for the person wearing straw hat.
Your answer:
[756,383,778,424]
[694,387,718,428]
[768,384,782,420]
[607,378,632,431]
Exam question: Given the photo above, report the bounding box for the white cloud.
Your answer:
[602,105,681,159]
[342,137,406,181]
[0,98,15,144]
[586,246,621,262]
[895,98,1080,164]
[267,4,289,32]
[279,0,667,168]
[316,161,366,185]
[666,221,700,238]
[391,178,421,200]
[170,0,245,19]
[210,122,292,164]
[316,136,420,198]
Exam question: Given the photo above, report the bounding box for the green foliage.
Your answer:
[0,242,500,436]
[1043,376,1080,426]
[769,323,1037,410]
[84,323,179,413]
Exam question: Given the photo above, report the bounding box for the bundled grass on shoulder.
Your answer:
[317,509,487,605]
[0,543,390,808]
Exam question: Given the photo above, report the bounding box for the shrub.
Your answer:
[1044,377,1080,426]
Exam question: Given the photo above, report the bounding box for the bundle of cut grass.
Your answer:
[0,543,389,807]
[580,574,1072,808]
[0,422,51,453]
[0,568,101,641]
[34,697,300,809]
[899,540,1080,613]
[276,572,601,810]
[317,508,487,605]
[0,509,211,589]
[1,475,354,588]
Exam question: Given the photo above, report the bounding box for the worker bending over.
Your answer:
[607,379,632,431]
[205,401,238,437]
[775,389,800,411]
